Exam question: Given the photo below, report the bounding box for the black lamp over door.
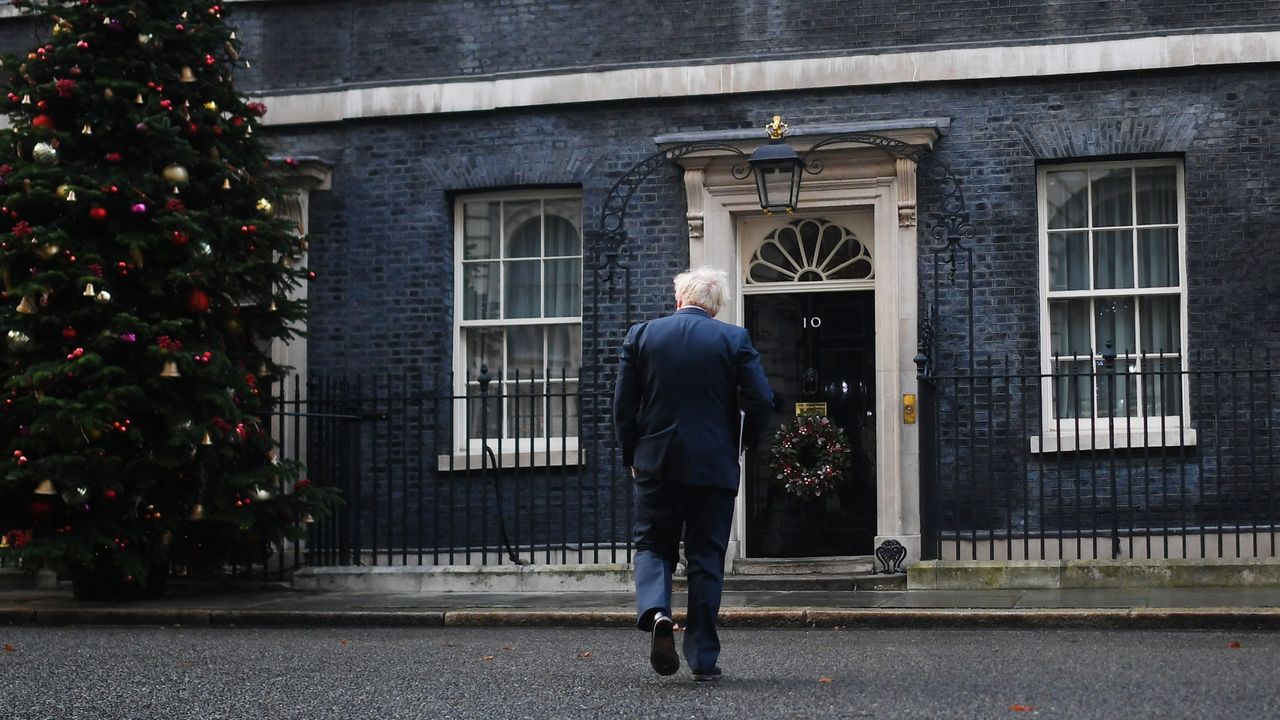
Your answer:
[748,115,803,215]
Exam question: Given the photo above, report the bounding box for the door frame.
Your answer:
[675,140,927,567]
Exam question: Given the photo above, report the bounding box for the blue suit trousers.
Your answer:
[633,479,736,674]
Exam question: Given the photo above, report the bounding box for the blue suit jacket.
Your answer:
[613,306,774,492]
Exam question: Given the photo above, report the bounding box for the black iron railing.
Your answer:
[920,354,1280,561]
[288,371,632,568]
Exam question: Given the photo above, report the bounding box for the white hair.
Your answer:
[674,266,730,316]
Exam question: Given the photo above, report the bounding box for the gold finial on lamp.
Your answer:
[764,115,788,140]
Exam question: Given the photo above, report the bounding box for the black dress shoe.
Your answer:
[649,614,680,676]
[692,666,722,682]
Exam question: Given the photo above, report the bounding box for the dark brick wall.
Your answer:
[269,65,1280,383]
[267,63,1280,548]
[222,0,1280,92]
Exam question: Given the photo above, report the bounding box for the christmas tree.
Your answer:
[0,0,338,595]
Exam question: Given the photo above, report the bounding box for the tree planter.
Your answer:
[70,558,168,601]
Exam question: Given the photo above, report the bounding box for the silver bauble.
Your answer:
[5,329,31,350]
[32,142,58,164]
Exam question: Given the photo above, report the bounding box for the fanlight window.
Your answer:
[746,218,873,284]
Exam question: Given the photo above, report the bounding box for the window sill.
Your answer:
[1030,427,1197,454]
[437,441,581,472]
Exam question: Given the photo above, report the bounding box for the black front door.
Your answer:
[744,290,876,557]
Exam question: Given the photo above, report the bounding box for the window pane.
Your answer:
[462,261,501,320]
[1142,358,1182,418]
[544,201,582,256]
[1096,363,1138,418]
[504,201,542,258]
[1049,299,1092,357]
[547,325,581,379]
[1048,231,1089,291]
[1051,359,1093,419]
[1091,168,1132,227]
[507,325,544,380]
[506,381,545,439]
[463,327,503,381]
[1138,228,1178,288]
[1094,296,1136,356]
[544,258,582,317]
[462,201,499,260]
[504,260,541,318]
[1093,230,1134,289]
[1135,166,1178,225]
[548,381,580,437]
[1140,296,1181,355]
[465,392,502,441]
[1046,171,1089,229]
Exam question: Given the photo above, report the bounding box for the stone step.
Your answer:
[675,572,906,592]
[731,556,876,576]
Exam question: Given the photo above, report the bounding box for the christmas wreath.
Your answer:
[767,414,852,500]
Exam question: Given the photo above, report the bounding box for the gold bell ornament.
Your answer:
[81,123,92,135]
[82,282,95,297]
[189,503,206,521]
[180,65,196,82]
[200,431,213,446]
[66,190,77,202]
[15,295,36,314]
[34,479,56,495]
[159,360,180,378]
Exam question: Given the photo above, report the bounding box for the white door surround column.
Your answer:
[664,119,947,566]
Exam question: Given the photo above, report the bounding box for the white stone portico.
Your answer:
[663,119,948,567]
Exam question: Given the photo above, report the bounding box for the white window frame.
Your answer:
[1033,159,1195,453]
[445,189,583,468]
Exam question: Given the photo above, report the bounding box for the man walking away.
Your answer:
[613,266,774,681]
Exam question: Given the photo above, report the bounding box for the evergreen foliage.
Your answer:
[0,0,338,590]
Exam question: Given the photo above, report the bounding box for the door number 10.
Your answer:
[802,316,823,329]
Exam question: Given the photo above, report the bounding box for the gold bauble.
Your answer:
[102,88,114,100]
[255,197,274,216]
[162,163,190,186]
[55,184,72,199]
[34,244,59,261]
[203,101,218,111]
[94,290,111,304]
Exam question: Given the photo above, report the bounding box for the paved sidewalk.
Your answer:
[6,584,1280,629]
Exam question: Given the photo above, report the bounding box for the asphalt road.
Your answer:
[1,626,1278,719]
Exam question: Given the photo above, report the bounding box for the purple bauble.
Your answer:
[18,424,29,435]
[131,203,148,214]
[120,332,137,343]
[107,18,124,32]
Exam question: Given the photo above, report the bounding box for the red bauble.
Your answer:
[105,152,123,163]
[31,114,55,129]
[187,288,210,314]
[61,326,77,339]
[171,230,190,246]
[28,499,54,521]
[89,207,108,221]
